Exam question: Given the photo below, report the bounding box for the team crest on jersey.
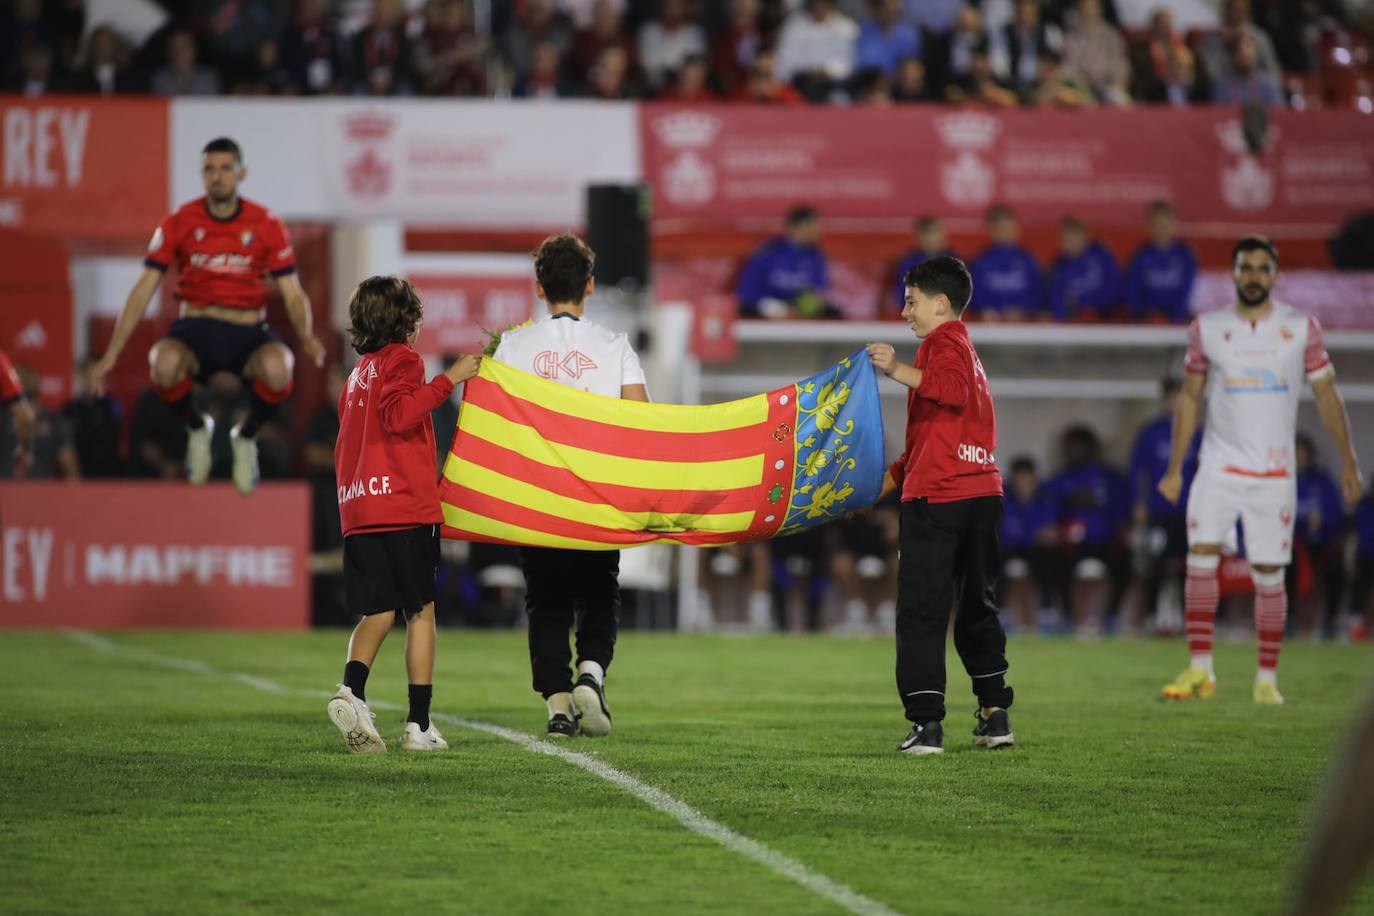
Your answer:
[1278,325,1293,342]
[533,350,598,380]
[240,230,254,247]
[194,228,205,241]
[347,362,379,396]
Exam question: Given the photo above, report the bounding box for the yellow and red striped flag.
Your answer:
[439,350,885,550]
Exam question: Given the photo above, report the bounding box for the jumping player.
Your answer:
[1159,236,1362,705]
[91,137,325,495]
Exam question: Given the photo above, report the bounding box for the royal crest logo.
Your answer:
[341,110,396,199]
[935,113,999,206]
[1221,157,1274,211]
[652,111,721,149]
[935,112,1001,150]
[654,112,722,207]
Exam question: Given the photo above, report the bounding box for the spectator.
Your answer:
[911,0,969,92]
[890,55,932,101]
[736,205,837,319]
[5,41,58,95]
[1143,44,1206,106]
[1044,424,1131,636]
[60,356,125,478]
[661,52,715,100]
[568,0,637,85]
[199,0,288,69]
[1028,48,1093,106]
[1294,433,1348,639]
[66,25,139,95]
[505,0,571,86]
[1211,33,1285,105]
[350,0,416,95]
[710,0,764,94]
[970,204,1045,321]
[1000,455,1057,633]
[416,0,486,96]
[1128,377,1199,636]
[1063,0,1129,104]
[637,0,707,88]
[854,0,921,78]
[773,0,859,99]
[945,47,1019,106]
[0,366,77,479]
[128,388,188,479]
[852,67,894,104]
[1142,7,1188,88]
[584,44,641,98]
[732,48,807,103]
[939,4,989,96]
[1125,200,1197,323]
[558,0,625,30]
[1202,0,1280,86]
[514,39,575,96]
[1048,215,1121,321]
[234,38,294,94]
[150,29,222,96]
[999,0,1063,93]
[280,0,347,95]
[891,216,957,313]
[0,0,55,85]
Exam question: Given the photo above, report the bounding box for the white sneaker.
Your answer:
[185,414,214,485]
[400,722,449,751]
[229,424,259,496]
[327,685,386,753]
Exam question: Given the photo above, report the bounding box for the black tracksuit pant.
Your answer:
[521,547,620,698]
[896,496,1014,723]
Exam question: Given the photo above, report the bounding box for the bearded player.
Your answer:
[1158,236,1362,705]
[91,137,325,494]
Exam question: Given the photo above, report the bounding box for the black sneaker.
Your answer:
[572,673,612,737]
[547,712,580,739]
[972,708,1014,749]
[898,721,944,755]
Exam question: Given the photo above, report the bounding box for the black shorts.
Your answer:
[343,525,440,616]
[167,316,281,382]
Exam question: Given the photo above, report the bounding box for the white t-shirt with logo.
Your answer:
[493,313,647,399]
[1185,301,1332,479]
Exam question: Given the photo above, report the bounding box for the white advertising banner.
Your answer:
[170,99,641,227]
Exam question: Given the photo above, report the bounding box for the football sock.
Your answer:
[546,692,574,719]
[154,377,204,429]
[343,660,370,702]
[1253,569,1287,675]
[407,684,432,731]
[239,378,291,439]
[1185,554,1220,675]
[576,660,604,686]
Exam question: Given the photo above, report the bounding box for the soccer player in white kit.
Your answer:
[1157,236,1362,705]
[493,234,650,738]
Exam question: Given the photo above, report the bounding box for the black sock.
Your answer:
[343,660,370,701]
[237,392,278,439]
[408,684,432,731]
[165,393,204,429]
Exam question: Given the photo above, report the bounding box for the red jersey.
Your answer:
[889,320,1003,503]
[335,342,454,537]
[144,196,296,311]
[0,350,22,403]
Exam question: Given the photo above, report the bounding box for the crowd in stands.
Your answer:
[4,0,1371,109]
[4,351,1374,638]
[737,200,1198,322]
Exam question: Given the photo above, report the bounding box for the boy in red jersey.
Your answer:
[867,256,1016,755]
[92,137,325,495]
[326,276,480,753]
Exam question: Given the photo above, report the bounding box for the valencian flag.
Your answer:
[439,349,886,549]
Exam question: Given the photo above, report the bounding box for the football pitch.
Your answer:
[3,629,1371,916]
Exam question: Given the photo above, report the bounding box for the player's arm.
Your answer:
[274,272,326,368]
[620,341,651,402]
[378,352,479,434]
[91,267,164,394]
[1158,370,1204,505]
[1311,372,1363,505]
[621,383,650,402]
[5,398,35,475]
[866,343,923,390]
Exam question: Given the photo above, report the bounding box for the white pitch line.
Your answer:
[64,630,900,916]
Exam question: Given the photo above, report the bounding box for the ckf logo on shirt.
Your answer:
[534,350,598,380]
[347,361,378,397]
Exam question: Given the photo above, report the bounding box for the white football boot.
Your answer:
[327,685,386,753]
[400,722,450,751]
[185,414,215,485]
[229,424,259,496]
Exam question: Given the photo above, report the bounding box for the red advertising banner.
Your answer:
[641,104,1374,229]
[408,265,538,356]
[0,96,168,240]
[0,482,310,629]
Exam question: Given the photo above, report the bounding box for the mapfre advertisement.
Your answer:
[0,482,310,629]
[641,105,1374,228]
[0,97,168,240]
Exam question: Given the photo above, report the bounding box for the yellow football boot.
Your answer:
[1253,680,1285,705]
[1162,666,1217,701]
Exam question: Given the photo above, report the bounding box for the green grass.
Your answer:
[2,629,1372,916]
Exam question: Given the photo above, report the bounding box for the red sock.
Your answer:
[1184,554,1220,663]
[1253,570,1287,672]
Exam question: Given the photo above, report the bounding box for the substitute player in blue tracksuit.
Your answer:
[1048,217,1121,322]
[970,204,1045,320]
[1125,200,1198,324]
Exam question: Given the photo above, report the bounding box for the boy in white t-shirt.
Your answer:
[493,234,650,738]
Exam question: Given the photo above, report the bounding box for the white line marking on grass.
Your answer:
[65,630,900,916]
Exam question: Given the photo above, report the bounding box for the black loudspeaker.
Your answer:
[586,184,649,291]
[1329,212,1374,270]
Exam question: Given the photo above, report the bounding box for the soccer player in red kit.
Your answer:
[326,276,480,753]
[0,348,35,475]
[91,137,325,495]
[867,256,1016,755]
